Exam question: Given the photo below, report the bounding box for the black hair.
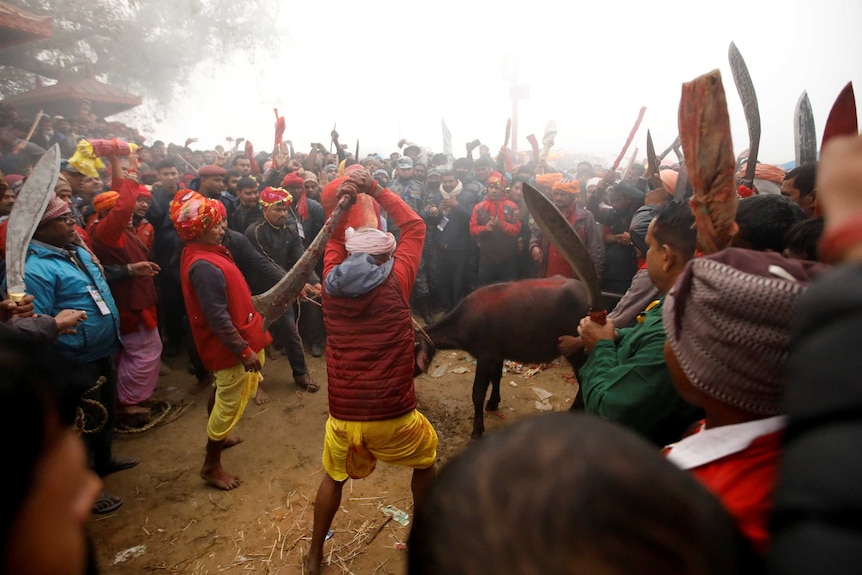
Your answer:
[783,162,817,198]
[453,158,471,170]
[409,413,761,575]
[439,170,457,180]
[236,176,258,191]
[156,159,178,172]
[0,333,89,548]
[783,216,824,261]
[432,153,448,165]
[224,169,242,181]
[735,194,805,253]
[473,157,494,169]
[630,164,646,177]
[651,200,697,260]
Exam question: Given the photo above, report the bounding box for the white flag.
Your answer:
[442,118,453,164]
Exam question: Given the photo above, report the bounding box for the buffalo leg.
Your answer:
[471,364,492,439]
[486,359,503,412]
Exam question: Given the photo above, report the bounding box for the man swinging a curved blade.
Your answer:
[305,170,438,575]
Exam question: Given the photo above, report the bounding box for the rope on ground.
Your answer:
[117,400,194,434]
[75,376,108,435]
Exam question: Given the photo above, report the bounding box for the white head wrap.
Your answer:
[345,226,396,256]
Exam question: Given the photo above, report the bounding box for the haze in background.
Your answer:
[131,0,862,166]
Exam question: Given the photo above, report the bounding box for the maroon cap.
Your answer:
[198,164,226,177]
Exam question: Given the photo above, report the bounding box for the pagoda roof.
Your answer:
[0,2,52,50]
[2,76,142,118]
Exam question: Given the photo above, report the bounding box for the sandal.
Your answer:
[93,491,123,514]
[295,375,320,393]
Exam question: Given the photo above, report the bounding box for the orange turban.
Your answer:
[535,172,564,191]
[551,179,580,195]
[259,186,292,209]
[93,191,119,213]
[170,191,223,241]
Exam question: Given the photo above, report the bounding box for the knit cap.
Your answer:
[663,248,825,415]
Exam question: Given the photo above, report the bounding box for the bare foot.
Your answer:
[118,404,151,416]
[200,465,242,490]
[224,436,244,449]
[254,387,271,405]
[304,552,322,575]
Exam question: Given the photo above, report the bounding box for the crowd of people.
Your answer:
[0,92,856,575]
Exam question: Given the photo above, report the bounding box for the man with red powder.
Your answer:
[304,171,438,575]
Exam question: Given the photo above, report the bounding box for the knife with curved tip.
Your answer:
[794,91,817,167]
[673,163,689,202]
[5,144,61,302]
[646,131,659,178]
[523,182,606,324]
[728,42,761,188]
[821,82,858,150]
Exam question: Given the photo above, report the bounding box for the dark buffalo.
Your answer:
[415,277,590,439]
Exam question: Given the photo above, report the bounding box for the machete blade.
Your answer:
[646,131,659,178]
[821,82,858,151]
[673,163,689,202]
[522,183,601,310]
[5,144,61,300]
[794,91,817,167]
[728,42,761,186]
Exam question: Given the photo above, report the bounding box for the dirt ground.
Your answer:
[90,336,580,575]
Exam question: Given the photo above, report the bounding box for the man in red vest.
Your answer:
[305,171,438,575]
[171,191,271,491]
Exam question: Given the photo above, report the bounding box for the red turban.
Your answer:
[259,186,292,209]
[170,191,223,241]
[93,191,120,213]
[486,171,507,188]
[136,185,152,200]
[281,172,308,221]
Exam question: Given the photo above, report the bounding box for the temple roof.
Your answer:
[2,76,142,118]
[0,2,52,50]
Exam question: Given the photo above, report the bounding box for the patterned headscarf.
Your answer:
[259,186,293,209]
[170,191,223,241]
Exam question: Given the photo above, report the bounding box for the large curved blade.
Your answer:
[794,91,817,166]
[821,82,858,150]
[253,195,351,330]
[523,183,600,308]
[728,42,761,187]
[645,131,659,178]
[5,144,61,300]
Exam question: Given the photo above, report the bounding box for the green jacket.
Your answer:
[578,298,701,446]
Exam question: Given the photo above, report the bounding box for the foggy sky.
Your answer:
[125,0,862,167]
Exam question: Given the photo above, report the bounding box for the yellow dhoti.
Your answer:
[206,352,265,441]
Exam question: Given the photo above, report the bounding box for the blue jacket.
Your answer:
[21,240,122,364]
